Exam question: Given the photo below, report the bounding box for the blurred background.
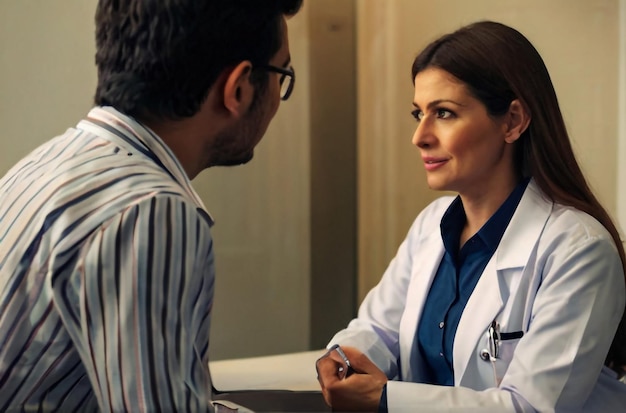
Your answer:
[1,0,625,361]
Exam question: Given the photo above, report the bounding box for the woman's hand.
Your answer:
[316,346,388,412]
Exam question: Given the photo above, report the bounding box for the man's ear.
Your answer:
[223,61,254,117]
[504,99,531,143]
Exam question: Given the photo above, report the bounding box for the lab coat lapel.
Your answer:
[453,180,552,383]
[453,256,503,381]
[495,180,552,271]
[399,229,445,381]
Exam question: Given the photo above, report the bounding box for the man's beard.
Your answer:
[205,96,266,168]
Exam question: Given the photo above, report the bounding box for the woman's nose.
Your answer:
[412,119,433,148]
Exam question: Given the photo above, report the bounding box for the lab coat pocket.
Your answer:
[493,337,522,386]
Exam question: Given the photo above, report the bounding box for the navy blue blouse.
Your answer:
[379,179,530,411]
[413,178,529,385]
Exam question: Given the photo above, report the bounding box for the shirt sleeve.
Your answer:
[326,200,448,378]
[51,195,215,412]
[378,383,388,413]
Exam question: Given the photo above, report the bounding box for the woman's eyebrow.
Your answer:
[412,99,466,110]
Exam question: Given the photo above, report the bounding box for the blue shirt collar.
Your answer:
[440,178,530,256]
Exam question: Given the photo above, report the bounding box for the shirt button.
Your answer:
[439,321,445,329]
[439,352,444,357]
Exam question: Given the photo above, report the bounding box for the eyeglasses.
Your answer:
[255,64,295,101]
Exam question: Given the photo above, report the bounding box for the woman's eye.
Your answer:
[436,109,453,119]
[411,109,424,121]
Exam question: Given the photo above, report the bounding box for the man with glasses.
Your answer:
[258,64,296,102]
[0,0,302,411]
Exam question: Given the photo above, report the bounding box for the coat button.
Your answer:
[480,349,490,361]
[439,321,444,329]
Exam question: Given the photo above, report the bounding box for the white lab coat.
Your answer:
[330,180,626,412]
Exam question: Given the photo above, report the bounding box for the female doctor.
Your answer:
[316,21,626,412]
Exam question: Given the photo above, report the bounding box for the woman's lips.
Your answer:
[422,157,448,171]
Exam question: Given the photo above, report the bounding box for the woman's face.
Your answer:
[412,67,517,200]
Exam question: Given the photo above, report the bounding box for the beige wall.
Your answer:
[203,0,359,358]
[356,0,622,299]
[199,5,314,359]
[0,0,98,175]
[618,0,626,234]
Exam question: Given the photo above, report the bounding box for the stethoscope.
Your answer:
[480,320,525,361]
[480,320,501,362]
[480,320,524,385]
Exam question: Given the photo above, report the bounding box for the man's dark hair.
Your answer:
[94,0,303,120]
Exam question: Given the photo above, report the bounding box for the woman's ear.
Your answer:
[504,99,531,143]
[223,61,254,117]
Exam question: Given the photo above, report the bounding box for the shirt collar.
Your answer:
[440,196,466,256]
[77,106,213,225]
[479,177,530,249]
[440,178,530,254]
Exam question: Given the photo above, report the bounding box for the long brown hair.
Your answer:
[411,20,626,376]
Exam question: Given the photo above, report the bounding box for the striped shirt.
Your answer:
[0,107,216,412]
